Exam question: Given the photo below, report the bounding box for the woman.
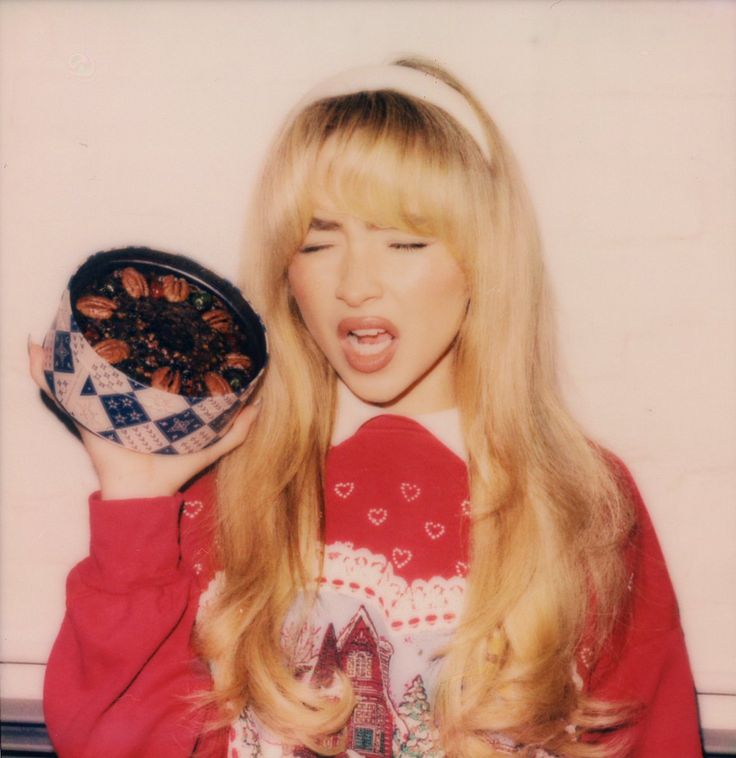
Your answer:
[32,58,700,757]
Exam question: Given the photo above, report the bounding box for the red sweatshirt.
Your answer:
[43,415,701,757]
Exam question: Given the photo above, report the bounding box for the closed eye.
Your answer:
[390,242,429,250]
[299,244,333,253]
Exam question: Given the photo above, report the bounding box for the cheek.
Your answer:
[287,261,314,313]
[286,260,306,303]
[287,264,330,343]
[288,256,332,302]
[419,266,469,326]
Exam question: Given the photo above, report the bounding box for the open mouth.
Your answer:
[338,318,398,373]
[346,328,393,355]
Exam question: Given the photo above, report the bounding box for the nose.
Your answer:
[335,244,382,307]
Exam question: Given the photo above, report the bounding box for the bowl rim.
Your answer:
[68,246,269,401]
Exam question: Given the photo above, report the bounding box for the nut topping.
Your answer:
[161,275,190,303]
[150,366,182,394]
[94,338,130,364]
[76,295,117,320]
[74,263,255,397]
[224,353,252,371]
[202,308,232,333]
[204,371,231,396]
[121,267,149,298]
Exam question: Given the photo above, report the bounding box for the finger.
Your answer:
[28,341,50,394]
[198,401,261,465]
[212,402,261,452]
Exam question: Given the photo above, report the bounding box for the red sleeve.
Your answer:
[587,460,702,757]
[43,472,228,758]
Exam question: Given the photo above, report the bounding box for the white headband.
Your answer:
[294,64,491,162]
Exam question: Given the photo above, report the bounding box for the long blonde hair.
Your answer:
[198,58,635,756]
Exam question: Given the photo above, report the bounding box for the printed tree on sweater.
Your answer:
[394,675,439,757]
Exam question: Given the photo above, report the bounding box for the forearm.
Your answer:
[43,492,220,757]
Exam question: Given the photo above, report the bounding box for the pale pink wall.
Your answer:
[1,0,734,736]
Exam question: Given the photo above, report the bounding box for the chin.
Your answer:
[340,372,409,408]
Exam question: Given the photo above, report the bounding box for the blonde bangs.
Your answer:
[271,91,490,260]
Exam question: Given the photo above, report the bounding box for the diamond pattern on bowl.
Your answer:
[42,251,267,455]
[209,404,240,433]
[100,394,151,428]
[53,332,74,373]
[155,409,205,442]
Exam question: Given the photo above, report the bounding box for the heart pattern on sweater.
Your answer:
[367,508,388,526]
[392,548,413,569]
[334,482,355,499]
[183,500,203,519]
[424,521,446,540]
[400,482,421,502]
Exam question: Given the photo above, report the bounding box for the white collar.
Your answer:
[331,380,467,462]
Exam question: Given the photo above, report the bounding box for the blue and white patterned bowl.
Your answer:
[42,247,268,455]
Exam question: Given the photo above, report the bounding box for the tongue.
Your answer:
[353,331,390,345]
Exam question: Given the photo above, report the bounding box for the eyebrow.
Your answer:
[309,217,342,231]
[308,217,395,232]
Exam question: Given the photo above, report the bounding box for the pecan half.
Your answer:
[224,352,252,371]
[150,366,181,394]
[161,275,190,303]
[121,267,149,298]
[204,371,231,396]
[202,308,232,333]
[94,338,130,364]
[76,295,117,320]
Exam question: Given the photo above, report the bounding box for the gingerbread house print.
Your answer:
[294,606,402,758]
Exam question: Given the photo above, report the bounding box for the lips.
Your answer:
[338,317,398,373]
